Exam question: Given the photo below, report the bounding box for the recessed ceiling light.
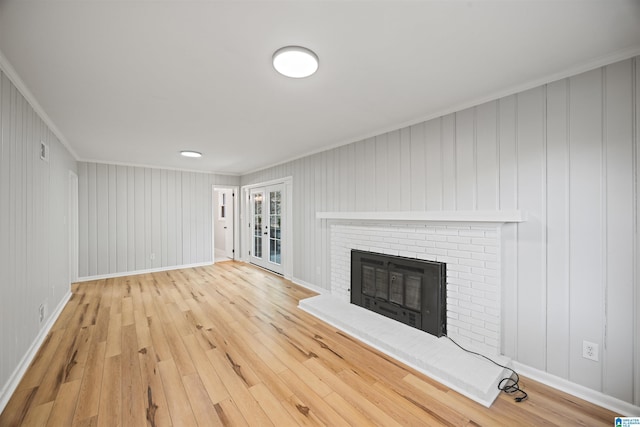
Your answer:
[180,150,202,158]
[273,46,319,78]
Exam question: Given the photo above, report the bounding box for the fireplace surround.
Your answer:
[299,210,523,406]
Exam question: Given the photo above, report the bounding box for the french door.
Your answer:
[249,184,283,274]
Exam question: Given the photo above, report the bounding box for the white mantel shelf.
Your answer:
[316,210,526,223]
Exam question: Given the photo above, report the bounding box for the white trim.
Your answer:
[0,290,72,415]
[76,261,213,282]
[316,210,525,223]
[242,176,293,190]
[0,50,79,160]
[512,361,640,416]
[292,277,328,295]
[79,158,241,177]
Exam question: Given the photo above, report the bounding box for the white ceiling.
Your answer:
[1,1,639,175]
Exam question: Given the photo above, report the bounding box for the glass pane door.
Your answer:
[252,190,264,260]
[269,189,281,264]
[249,184,284,274]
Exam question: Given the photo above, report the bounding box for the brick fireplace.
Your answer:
[299,210,523,406]
[330,221,502,355]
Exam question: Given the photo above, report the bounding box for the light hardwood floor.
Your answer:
[0,262,619,426]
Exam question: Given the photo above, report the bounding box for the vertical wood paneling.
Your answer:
[375,134,388,211]
[7,80,17,371]
[425,118,442,210]
[96,164,108,275]
[0,68,77,402]
[320,151,329,287]
[160,170,168,266]
[399,127,411,211]
[603,59,634,402]
[87,163,98,275]
[134,167,145,270]
[78,163,88,277]
[387,130,401,209]
[476,101,498,210]
[126,167,136,271]
[364,138,376,211]
[441,114,456,210]
[455,108,475,210]
[336,145,348,211]
[193,173,202,262]
[545,78,571,379]
[167,170,177,266]
[305,155,314,280]
[25,109,33,303]
[332,148,341,212]
[0,72,10,386]
[151,168,161,268]
[108,165,117,273]
[77,164,239,277]
[499,95,518,357]
[569,68,604,391]
[498,96,518,210]
[354,140,366,211]
[15,94,23,336]
[410,123,426,211]
[515,86,547,370]
[144,168,152,269]
[181,172,192,264]
[175,172,183,266]
[199,173,209,262]
[325,149,334,212]
[315,153,324,284]
[116,166,128,272]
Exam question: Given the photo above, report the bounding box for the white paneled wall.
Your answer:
[77,163,239,278]
[0,70,77,400]
[242,57,639,406]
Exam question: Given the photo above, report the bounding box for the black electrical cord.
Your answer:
[445,335,528,403]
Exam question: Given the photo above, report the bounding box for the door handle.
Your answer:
[263,232,268,235]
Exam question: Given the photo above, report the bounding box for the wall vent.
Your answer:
[40,141,49,162]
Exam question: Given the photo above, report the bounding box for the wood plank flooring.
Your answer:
[0,262,619,426]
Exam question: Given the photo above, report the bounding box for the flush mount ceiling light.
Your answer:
[180,150,202,158]
[272,46,319,78]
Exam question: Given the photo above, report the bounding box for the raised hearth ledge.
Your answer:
[299,294,512,407]
[316,210,525,223]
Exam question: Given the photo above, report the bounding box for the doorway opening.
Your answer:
[213,186,238,263]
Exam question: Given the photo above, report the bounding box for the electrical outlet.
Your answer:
[150,253,155,261]
[38,304,45,324]
[582,340,599,362]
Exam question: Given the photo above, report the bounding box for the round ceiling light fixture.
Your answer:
[180,150,202,158]
[272,46,319,78]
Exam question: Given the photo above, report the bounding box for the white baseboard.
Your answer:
[291,277,328,295]
[0,290,72,415]
[513,361,640,417]
[77,261,214,282]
